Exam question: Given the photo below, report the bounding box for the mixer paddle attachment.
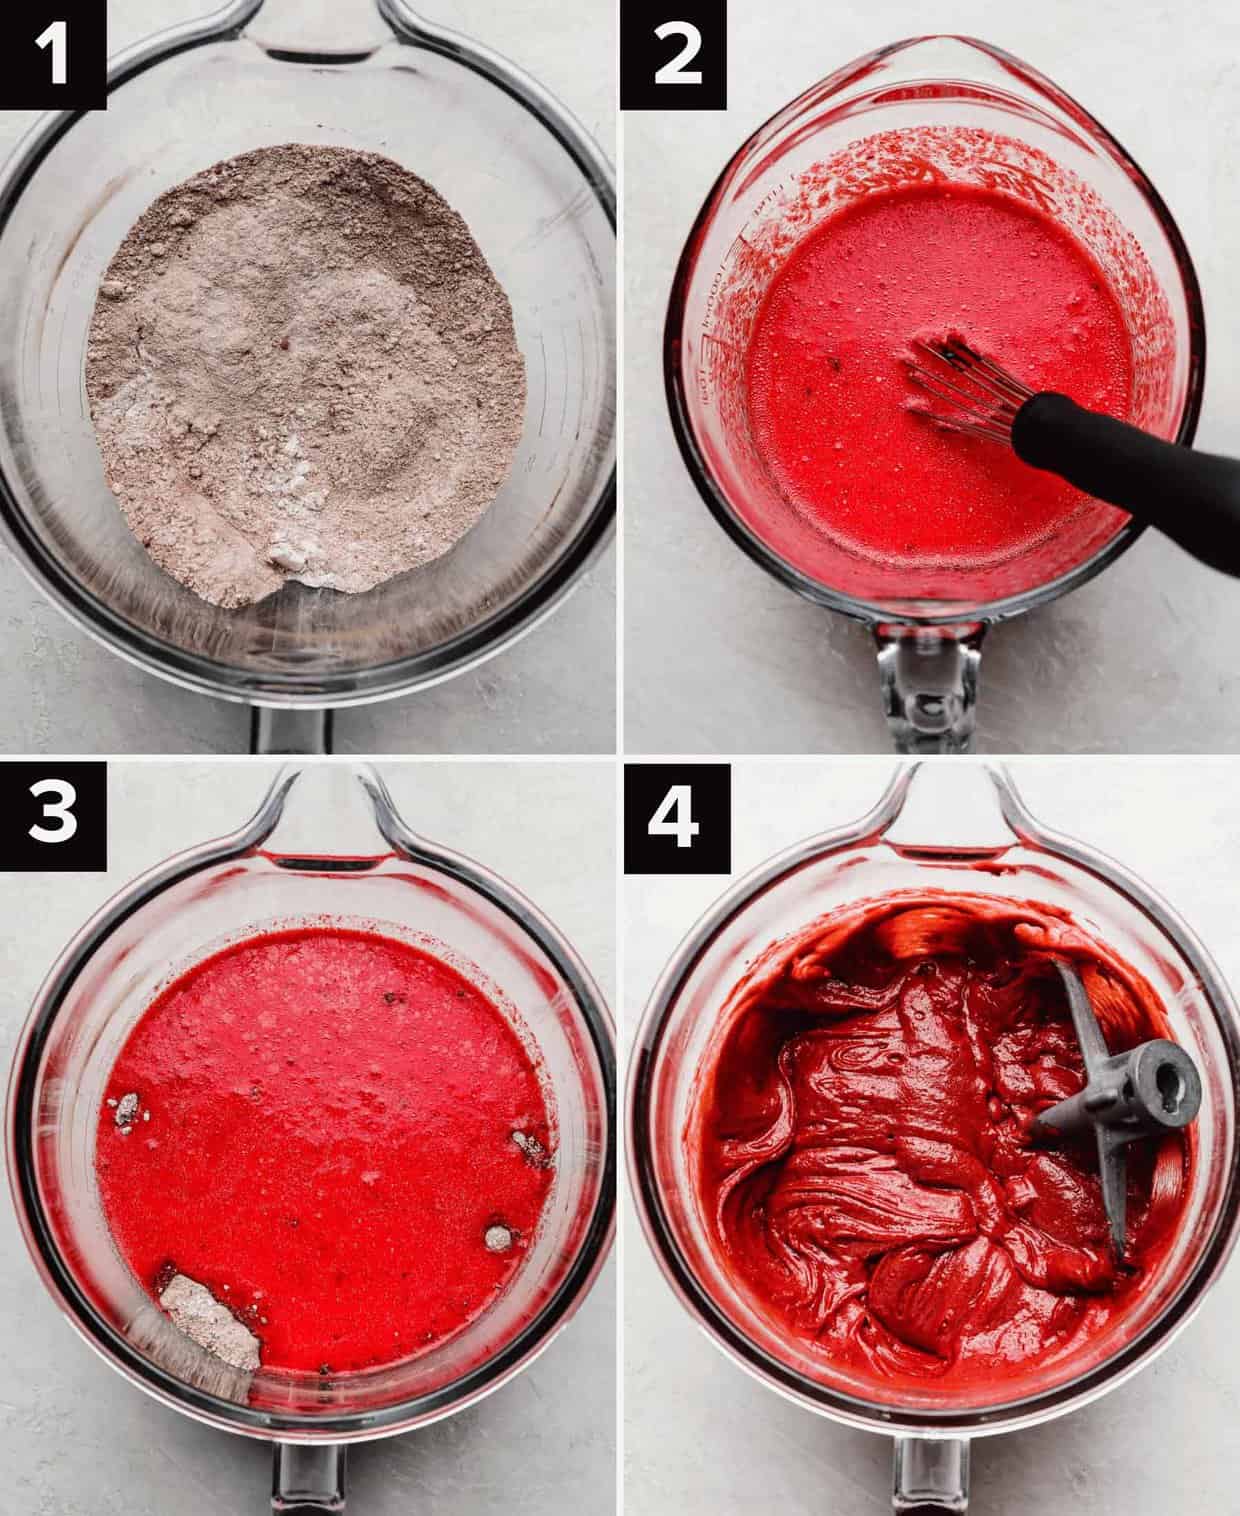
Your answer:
[906,334,1240,578]
[1033,959,1202,1256]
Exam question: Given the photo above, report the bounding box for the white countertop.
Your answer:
[624,0,1240,754]
[624,758,1240,1513]
[0,760,616,1516]
[0,0,615,755]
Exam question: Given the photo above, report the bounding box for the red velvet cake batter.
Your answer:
[96,927,554,1374]
[744,182,1134,567]
[688,894,1190,1395]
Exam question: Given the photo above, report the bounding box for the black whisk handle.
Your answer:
[1012,392,1240,578]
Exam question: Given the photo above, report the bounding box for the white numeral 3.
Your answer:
[29,777,78,844]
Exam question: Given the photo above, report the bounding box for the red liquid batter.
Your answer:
[97,927,554,1374]
[745,182,1134,567]
[689,895,1190,1397]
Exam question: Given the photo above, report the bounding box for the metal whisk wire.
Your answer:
[905,336,1035,445]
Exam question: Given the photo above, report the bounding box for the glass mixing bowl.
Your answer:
[628,763,1239,1512]
[664,35,1205,753]
[7,765,615,1512]
[0,0,615,734]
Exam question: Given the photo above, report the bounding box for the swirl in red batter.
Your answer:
[688,894,1191,1396]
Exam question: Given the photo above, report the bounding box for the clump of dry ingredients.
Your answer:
[484,1223,514,1253]
[112,1092,140,1131]
[159,1273,261,1371]
[512,1129,553,1168]
[86,145,526,608]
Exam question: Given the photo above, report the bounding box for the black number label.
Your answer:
[625,764,731,875]
[0,2,106,110]
[1,762,107,872]
[620,1,727,112]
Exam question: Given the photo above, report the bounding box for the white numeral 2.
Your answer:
[653,21,703,85]
[29,777,78,844]
[36,20,68,85]
[648,784,700,849]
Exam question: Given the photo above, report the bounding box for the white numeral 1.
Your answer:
[36,20,68,86]
[29,777,78,844]
[648,784,700,849]
[653,21,703,85]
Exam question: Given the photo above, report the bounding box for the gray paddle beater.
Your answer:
[1032,958,1202,1255]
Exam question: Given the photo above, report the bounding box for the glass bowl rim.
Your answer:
[662,33,1207,629]
[625,763,1240,1436]
[0,0,617,706]
[5,766,617,1441]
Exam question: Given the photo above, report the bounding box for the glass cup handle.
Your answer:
[874,624,986,755]
[272,1444,348,1514]
[250,708,335,755]
[877,758,1019,852]
[242,0,391,54]
[893,1437,971,1514]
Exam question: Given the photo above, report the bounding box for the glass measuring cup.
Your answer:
[0,0,615,749]
[664,36,1205,752]
[628,763,1239,1511]
[6,765,615,1512]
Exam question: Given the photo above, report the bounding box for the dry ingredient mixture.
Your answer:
[688,893,1191,1399]
[158,1272,261,1372]
[86,145,526,608]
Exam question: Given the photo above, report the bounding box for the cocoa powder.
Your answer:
[86,145,525,608]
[159,1273,261,1372]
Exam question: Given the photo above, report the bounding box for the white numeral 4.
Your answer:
[648,784,699,849]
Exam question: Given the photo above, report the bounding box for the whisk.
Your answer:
[907,336,1240,577]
